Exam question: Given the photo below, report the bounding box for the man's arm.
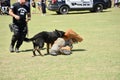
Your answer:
[26,12,31,22]
[9,8,20,20]
[26,12,31,37]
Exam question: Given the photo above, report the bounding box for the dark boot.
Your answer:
[15,48,19,53]
[9,45,14,52]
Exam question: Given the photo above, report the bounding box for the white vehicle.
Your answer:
[48,0,112,14]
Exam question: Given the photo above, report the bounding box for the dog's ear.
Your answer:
[55,29,58,32]
[55,29,61,36]
[56,30,65,37]
[55,29,59,34]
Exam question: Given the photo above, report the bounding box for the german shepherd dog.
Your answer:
[24,29,65,56]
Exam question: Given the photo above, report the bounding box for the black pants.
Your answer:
[41,3,46,14]
[10,24,27,49]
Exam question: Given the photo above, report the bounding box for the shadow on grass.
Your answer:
[50,10,111,15]
[19,49,33,52]
[18,48,86,57]
[19,48,46,53]
[19,48,86,53]
[72,49,87,52]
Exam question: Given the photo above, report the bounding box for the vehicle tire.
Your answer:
[56,11,61,14]
[59,6,69,14]
[94,4,103,12]
[89,9,95,12]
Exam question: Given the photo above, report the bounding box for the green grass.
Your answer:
[0,7,120,80]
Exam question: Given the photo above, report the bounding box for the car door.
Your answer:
[66,0,93,8]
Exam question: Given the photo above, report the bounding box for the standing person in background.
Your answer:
[31,0,36,14]
[114,0,120,7]
[9,0,31,53]
[41,0,46,16]
[37,0,41,14]
[1,0,10,15]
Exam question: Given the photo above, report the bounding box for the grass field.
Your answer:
[0,6,120,80]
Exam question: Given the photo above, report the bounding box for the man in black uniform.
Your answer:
[41,0,46,15]
[9,0,31,53]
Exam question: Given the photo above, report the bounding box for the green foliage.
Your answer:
[0,8,120,80]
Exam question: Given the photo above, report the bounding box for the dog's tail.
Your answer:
[24,38,34,42]
[24,35,41,42]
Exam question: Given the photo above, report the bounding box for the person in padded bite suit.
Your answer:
[50,29,83,56]
[9,0,31,53]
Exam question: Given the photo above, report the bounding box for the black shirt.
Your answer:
[10,2,30,25]
[41,0,46,3]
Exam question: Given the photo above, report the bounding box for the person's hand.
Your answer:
[26,17,31,22]
[14,15,20,20]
